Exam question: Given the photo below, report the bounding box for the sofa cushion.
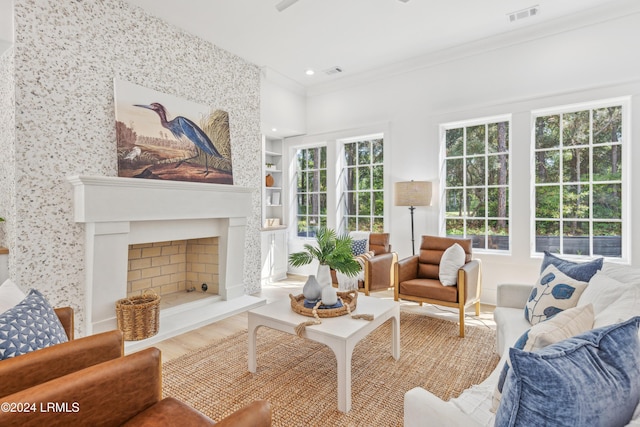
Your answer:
[0,289,69,360]
[0,279,26,314]
[439,243,466,286]
[524,264,587,325]
[578,271,631,316]
[495,316,640,427]
[492,304,595,412]
[601,262,640,287]
[593,285,640,329]
[540,251,603,282]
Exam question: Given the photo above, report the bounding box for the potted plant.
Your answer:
[289,227,361,288]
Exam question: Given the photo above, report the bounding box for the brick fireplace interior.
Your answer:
[127,237,219,300]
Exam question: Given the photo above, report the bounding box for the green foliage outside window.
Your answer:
[296,146,327,237]
[534,105,623,257]
[444,119,510,251]
[343,138,384,233]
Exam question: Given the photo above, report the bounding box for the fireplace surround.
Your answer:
[68,175,265,347]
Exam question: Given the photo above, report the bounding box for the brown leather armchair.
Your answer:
[0,307,124,398]
[0,308,272,426]
[331,233,398,295]
[394,236,482,337]
[0,346,272,426]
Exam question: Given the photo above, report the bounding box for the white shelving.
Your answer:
[261,135,288,283]
[262,136,285,229]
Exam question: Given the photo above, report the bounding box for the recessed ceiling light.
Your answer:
[271,128,278,132]
[305,69,315,76]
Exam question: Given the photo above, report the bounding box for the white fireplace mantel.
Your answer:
[68,175,256,336]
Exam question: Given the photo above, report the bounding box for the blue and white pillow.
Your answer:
[351,239,368,256]
[495,316,640,427]
[541,251,603,282]
[525,264,588,325]
[492,304,594,412]
[0,289,69,360]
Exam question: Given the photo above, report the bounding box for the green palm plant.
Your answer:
[288,227,361,277]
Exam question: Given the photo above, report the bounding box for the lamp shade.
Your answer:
[394,181,432,207]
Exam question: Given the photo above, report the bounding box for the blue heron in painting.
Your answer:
[135,102,222,176]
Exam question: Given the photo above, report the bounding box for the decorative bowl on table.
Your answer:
[289,291,358,318]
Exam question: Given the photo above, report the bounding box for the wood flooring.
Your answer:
[153,275,495,362]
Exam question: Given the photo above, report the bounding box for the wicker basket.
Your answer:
[115,291,160,341]
[289,291,357,318]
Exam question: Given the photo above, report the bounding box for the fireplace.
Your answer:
[68,176,265,349]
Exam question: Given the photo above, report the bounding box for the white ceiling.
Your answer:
[124,0,631,89]
[0,0,634,88]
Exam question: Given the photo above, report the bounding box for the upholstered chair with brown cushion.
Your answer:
[394,235,482,337]
[331,233,398,295]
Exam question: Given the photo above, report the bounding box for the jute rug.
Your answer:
[162,311,499,427]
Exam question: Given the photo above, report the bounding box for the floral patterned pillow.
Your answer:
[525,264,588,325]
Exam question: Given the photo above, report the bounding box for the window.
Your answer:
[442,117,511,251]
[342,137,384,232]
[295,146,327,237]
[533,100,625,258]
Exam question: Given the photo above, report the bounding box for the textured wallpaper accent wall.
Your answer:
[0,48,14,248]
[7,0,262,334]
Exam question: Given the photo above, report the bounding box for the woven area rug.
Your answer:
[162,311,499,427]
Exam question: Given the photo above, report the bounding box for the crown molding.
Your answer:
[307,0,640,97]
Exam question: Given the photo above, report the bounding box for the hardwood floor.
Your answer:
[153,275,305,362]
[153,274,496,362]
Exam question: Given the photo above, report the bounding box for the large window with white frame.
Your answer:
[295,146,327,237]
[532,99,627,258]
[341,136,384,233]
[442,116,511,251]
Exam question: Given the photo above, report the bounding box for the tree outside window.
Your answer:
[342,138,384,232]
[533,102,624,258]
[443,118,510,251]
[296,146,327,237]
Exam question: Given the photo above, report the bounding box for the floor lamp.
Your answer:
[394,181,432,256]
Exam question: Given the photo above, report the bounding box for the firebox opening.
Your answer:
[127,237,219,308]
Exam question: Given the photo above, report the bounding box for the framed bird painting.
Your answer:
[114,79,233,184]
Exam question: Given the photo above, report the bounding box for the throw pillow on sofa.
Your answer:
[0,289,69,360]
[540,251,603,282]
[492,304,595,412]
[525,264,588,325]
[495,316,640,427]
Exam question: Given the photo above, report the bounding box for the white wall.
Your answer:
[303,11,640,304]
[260,67,307,137]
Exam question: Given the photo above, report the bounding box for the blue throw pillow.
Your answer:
[351,239,368,256]
[0,289,69,360]
[495,316,640,427]
[540,251,603,282]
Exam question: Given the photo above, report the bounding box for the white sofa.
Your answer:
[404,262,640,427]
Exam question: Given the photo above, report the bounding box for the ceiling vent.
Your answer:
[324,66,343,75]
[508,5,539,23]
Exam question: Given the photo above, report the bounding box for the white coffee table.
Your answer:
[248,295,400,413]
